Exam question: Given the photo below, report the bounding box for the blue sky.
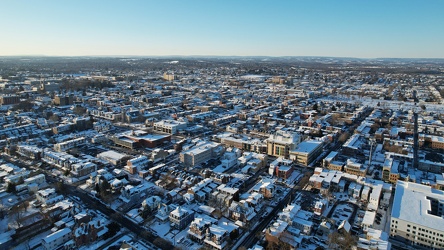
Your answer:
[1,0,443,58]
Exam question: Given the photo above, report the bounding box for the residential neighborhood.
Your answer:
[0,56,444,250]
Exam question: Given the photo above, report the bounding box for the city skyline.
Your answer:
[1,0,444,58]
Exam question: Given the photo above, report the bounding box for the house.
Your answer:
[41,228,72,250]
[228,200,256,227]
[188,217,216,243]
[169,206,195,230]
[203,225,230,250]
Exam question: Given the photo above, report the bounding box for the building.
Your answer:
[266,131,301,159]
[125,155,151,174]
[170,206,194,230]
[0,95,20,105]
[54,137,86,152]
[41,228,72,250]
[111,130,171,149]
[289,140,323,166]
[431,136,444,150]
[53,95,74,106]
[219,134,266,153]
[163,72,178,81]
[203,225,230,250]
[17,145,42,160]
[269,158,293,179]
[188,217,214,243]
[153,120,187,134]
[180,141,222,168]
[382,158,400,183]
[71,162,97,178]
[97,150,130,168]
[390,181,444,249]
[344,158,368,177]
[24,174,46,186]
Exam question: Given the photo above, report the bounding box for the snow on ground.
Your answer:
[126,208,143,224]
[150,219,171,238]
[13,229,51,250]
[103,235,133,250]
[0,217,9,233]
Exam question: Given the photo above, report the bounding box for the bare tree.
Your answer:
[328,231,358,249]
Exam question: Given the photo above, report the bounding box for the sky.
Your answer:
[0,0,443,58]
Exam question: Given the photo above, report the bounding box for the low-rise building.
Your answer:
[42,228,72,250]
[153,120,187,134]
[170,206,195,230]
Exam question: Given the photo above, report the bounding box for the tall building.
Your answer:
[390,181,444,249]
[266,131,301,159]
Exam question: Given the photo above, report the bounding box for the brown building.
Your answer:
[53,95,74,106]
[111,130,171,149]
[0,95,20,105]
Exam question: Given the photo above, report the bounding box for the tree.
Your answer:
[49,114,59,122]
[328,231,358,250]
[104,222,120,239]
[73,106,87,116]
[10,203,25,227]
[63,169,71,176]
[338,132,350,143]
[313,103,319,111]
[207,195,226,218]
[6,182,16,193]
[55,181,67,195]
[12,100,33,112]
[139,205,152,219]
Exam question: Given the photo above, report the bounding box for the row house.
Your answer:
[16,145,42,160]
[54,137,86,152]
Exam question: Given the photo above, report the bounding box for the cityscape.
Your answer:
[1,1,444,250]
[0,56,443,250]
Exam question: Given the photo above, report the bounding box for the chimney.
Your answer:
[413,112,419,169]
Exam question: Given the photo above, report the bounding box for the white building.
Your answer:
[125,155,150,174]
[153,120,187,134]
[24,173,46,186]
[390,181,444,249]
[368,184,382,211]
[180,141,222,168]
[42,228,72,250]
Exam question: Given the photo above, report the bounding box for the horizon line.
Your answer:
[1,55,444,60]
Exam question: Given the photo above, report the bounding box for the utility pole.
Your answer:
[369,137,376,167]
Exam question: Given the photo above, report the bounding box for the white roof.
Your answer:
[392,181,444,232]
[291,140,322,154]
[97,150,127,161]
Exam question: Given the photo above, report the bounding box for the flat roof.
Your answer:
[392,181,444,232]
[291,140,323,154]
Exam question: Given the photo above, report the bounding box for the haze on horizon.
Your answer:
[1,0,443,59]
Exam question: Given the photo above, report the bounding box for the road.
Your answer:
[67,184,166,250]
[1,154,167,250]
